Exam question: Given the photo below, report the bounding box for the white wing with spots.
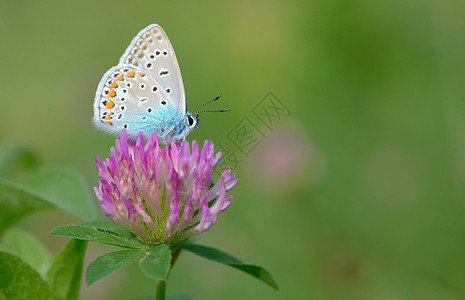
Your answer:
[119,24,186,114]
[93,65,175,140]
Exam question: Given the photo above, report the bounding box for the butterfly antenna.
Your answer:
[195,108,231,114]
[192,95,223,113]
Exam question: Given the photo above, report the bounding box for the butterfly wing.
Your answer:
[93,65,183,140]
[119,24,186,113]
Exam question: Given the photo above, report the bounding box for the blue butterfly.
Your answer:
[93,24,228,144]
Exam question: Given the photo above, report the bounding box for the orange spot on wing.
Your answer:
[127,71,135,77]
[108,89,116,97]
[106,121,113,125]
[116,75,124,81]
[106,101,115,109]
[109,81,118,88]
[138,72,145,77]
[103,113,114,120]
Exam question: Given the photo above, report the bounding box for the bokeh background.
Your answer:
[1,0,465,299]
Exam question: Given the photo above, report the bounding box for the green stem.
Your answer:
[170,248,182,270]
[155,280,166,300]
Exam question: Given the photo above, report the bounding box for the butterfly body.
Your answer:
[93,24,199,144]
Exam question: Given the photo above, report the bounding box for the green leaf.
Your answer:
[0,251,55,300]
[49,225,144,249]
[183,244,278,290]
[0,144,39,180]
[139,244,171,280]
[0,179,55,236]
[46,239,87,300]
[0,228,50,277]
[22,165,96,221]
[85,249,145,286]
[80,220,134,238]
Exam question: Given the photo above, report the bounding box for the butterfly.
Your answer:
[93,24,228,144]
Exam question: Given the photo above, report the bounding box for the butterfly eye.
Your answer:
[187,115,195,127]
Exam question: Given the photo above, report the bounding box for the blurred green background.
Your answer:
[1,0,465,299]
